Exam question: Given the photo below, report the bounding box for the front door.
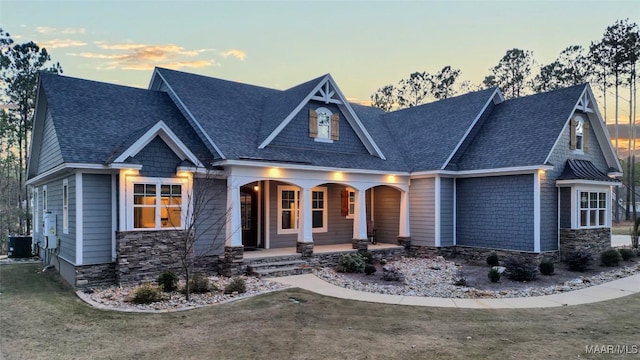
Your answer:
[240,187,258,248]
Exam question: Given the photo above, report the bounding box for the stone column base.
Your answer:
[352,239,368,252]
[222,246,245,277]
[296,242,314,257]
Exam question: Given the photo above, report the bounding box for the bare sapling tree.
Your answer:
[168,171,230,300]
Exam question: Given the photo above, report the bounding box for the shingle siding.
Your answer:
[82,174,113,264]
[409,178,435,246]
[134,137,182,178]
[270,101,370,155]
[541,112,611,251]
[440,178,455,246]
[456,175,534,251]
[37,109,64,174]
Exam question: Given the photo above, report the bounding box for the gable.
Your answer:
[134,136,182,177]
[268,100,370,155]
[37,108,64,174]
[258,74,386,160]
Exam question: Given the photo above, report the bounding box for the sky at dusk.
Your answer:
[1,0,639,121]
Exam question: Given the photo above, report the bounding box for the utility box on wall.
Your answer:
[44,212,57,249]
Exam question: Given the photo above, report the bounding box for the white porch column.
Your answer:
[353,189,367,240]
[226,181,242,247]
[399,190,410,238]
[352,188,369,250]
[296,186,314,257]
[298,186,313,243]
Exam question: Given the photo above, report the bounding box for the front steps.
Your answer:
[246,258,313,278]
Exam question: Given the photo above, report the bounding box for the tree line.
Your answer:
[0,28,61,246]
[371,19,639,222]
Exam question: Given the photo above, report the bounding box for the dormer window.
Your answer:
[570,114,589,152]
[309,107,339,142]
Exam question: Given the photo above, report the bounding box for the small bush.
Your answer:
[486,253,500,267]
[381,265,405,282]
[364,264,377,275]
[539,259,555,276]
[488,268,501,283]
[379,258,388,265]
[337,253,366,273]
[360,251,374,264]
[565,250,593,272]
[185,273,211,294]
[504,256,537,282]
[131,283,162,304]
[224,277,247,294]
[157,270,178,292]
[619,248,635,261]
[600,248,622,267]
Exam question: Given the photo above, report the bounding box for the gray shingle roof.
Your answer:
[381,87,498,172]
[39,72,213,166]
[38,69,602,176]
[455,84,587,170]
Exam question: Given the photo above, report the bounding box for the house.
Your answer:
[27,68,622,288]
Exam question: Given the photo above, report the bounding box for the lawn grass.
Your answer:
[1,263,639,359]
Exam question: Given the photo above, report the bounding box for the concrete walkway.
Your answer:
[271,273,640,309]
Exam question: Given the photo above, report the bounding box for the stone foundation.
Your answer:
[296,242,314,257]
[560,227,611,261]
[397,237,411,250]
[116,230,193,286]
[307,246,406,268]
[408,245,559,265]
[222,246,245,276]
[352,239,368,252]
[75,263,117,289]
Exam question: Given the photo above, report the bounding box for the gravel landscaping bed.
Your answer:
[80,275,291,313]
[314,257,640,299]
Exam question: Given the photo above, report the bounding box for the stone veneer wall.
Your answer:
[409,245,559,265]
[117,230,218,286]
[75,263,116,288]
[559,227,611,261]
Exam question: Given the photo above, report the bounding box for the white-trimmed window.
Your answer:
[126,177,188,230]
[277,185,328,234]
[579,191,607,228]
[570,114,588,152]
[33,188,39,233]
[309,107,339,142]
[342,188,356,219]
[63,179,69,234]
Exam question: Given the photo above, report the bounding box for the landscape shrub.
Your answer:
[618,248,635,261]
[486,253,500,267]
[600,248,622,267]
[565,250,593,272]
[337,253,366,273]
[157,270,178,292]
[539,259,555,276]
[360,251,374,264]
[487,268,501,283]
[503,256,537,282]
[131,283,162,304]
[364,264,377,275]
[381,265,405,282]
[224,277,247,294]
[184,273,212,294]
